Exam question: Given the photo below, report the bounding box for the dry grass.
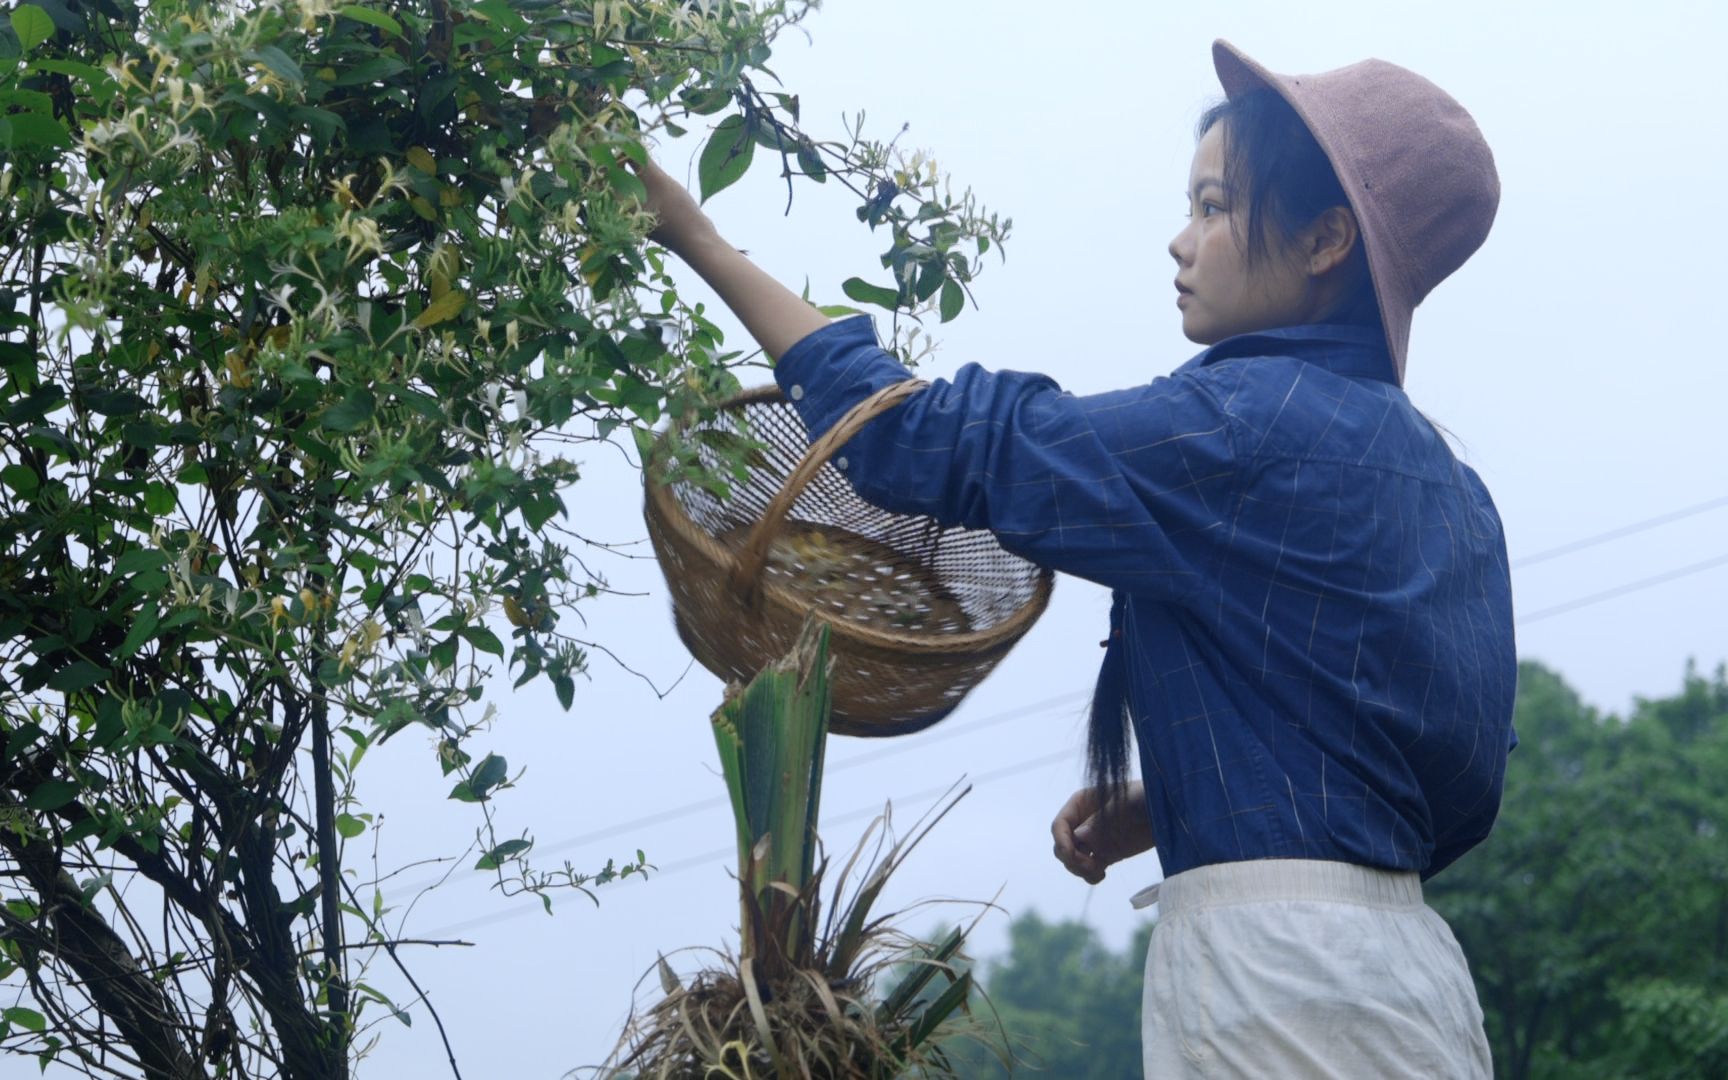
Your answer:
[599,793,1005,1080]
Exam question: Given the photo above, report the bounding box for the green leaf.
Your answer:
[248,45,304,87]
[913,259,945,303]
[682,88,731,116]
[114,549,168,576]
[24,780,79,812]
[842,277,900,311]
[321,388,376,432]
[26,58,110,87]
[697,115,753,204]
[795,141,826,182]
[3,1006,46,1033]
[116,603,160,659]
[554,674,574,710]
[469,753,508,797]
[334,55,408,86]
[474,838,531,870]
[2,112,70,150]
[290,105,345,144]
[337,4,404,37]
[10,6,53,51]
[1,463,39,496]
[460,623,503,657]
[939,279,964,323]
[144,482,177,516]
[48,660,110,693]
[335,813,366,839]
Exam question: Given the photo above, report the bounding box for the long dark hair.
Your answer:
[1084,90,1386,799]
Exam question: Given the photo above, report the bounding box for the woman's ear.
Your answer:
[1306,206,1361,277]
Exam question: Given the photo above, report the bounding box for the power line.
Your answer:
[1518,552,1728,624]
[1511,494,1728,568]
[385,690,1088,902]
[420,749,1074,938]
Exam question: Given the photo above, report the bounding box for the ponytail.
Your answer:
[1086,598,1134,798]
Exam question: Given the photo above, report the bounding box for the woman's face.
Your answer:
[1168,123,1313,345]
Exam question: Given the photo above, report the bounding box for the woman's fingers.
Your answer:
[627,155,711,253]
[1051,788,1108,883]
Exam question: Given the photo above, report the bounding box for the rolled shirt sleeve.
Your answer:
[773,317,1240,598]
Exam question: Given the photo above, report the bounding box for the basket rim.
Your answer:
[643,385,1054,656]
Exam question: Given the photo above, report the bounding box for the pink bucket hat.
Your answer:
[1212,40,1499,383]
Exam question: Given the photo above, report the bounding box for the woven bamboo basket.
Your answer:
[643,379,1054,737]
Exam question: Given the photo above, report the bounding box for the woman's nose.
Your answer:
[1168,224,1191,266]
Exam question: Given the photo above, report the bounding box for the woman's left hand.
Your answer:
[635,156,716,257]
[1051,782,1156,884]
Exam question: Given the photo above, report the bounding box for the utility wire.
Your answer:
[1511,494,1728,568]
[421,749,1074,938]
[1517,552,1728,624]
[385,690,1089,903]
[537,690,1082,859]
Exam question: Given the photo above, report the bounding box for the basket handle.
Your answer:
[728,377,929,600]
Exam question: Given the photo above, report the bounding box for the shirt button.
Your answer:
[789,385,805,401]
[835,456,848,470]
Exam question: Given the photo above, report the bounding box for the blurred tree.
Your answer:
[942,913,1148,1078]
[1429,660,1728,1080]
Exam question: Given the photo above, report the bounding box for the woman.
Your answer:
[642,40,1515,1078]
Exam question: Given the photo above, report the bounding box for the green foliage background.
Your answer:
[947,661,1728,1079]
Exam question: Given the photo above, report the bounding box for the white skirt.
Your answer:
[1140,859,1491,1078]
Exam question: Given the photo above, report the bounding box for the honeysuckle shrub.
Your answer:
[0,0,1006,1074]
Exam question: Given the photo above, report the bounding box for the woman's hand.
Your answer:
[626,153,829,360]
[1051,781,1156,884]
[636,156,717,258]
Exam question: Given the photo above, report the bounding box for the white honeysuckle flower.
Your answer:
[294,0,340,30]
[371,156,410,204]
[158,127,203,162]
[84,119,128,149]
[336,212,382,264]
[305,281,346,330]
[263,283,296,313]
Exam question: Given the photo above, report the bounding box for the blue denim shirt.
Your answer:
[774,317,1516,879]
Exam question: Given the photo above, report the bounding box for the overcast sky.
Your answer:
[276,2,1728,1076]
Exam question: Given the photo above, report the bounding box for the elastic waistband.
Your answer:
[1155,859,1424,917]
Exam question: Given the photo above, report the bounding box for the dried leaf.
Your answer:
[413,289,466,328]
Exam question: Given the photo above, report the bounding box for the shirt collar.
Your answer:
[1175,324,1398,385]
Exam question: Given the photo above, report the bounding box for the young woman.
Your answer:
[641,40,1514,1078]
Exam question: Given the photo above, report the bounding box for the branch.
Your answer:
[0,810,204,1080]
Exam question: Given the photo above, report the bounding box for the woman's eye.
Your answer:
[1201,202,1223,217]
